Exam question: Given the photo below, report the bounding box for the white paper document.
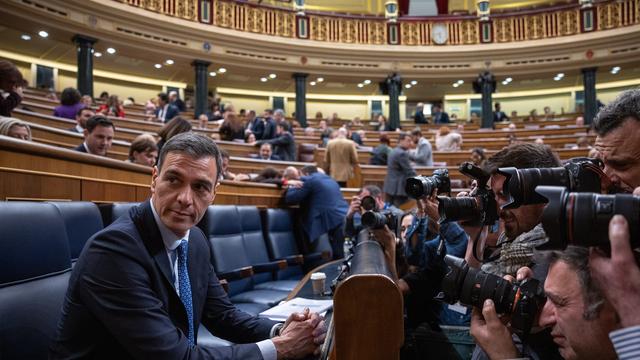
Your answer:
[259,297,333,321]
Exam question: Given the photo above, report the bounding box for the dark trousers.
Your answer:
[337,181,347,187]
[328,224,345,260]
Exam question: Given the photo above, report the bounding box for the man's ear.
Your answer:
[83,129,89,139]
[150,166,159,196]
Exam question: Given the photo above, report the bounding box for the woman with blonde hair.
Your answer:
[219,111,245,141]
[0,117,31,141]
[435,125,462,151]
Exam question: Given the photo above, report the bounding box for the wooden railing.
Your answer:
[115,0,640,45]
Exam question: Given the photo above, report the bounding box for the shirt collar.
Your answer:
[76,124,84,133]
[150,198,190,251]
[83,142,93,155]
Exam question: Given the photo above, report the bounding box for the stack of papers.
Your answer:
[259,297,333,321]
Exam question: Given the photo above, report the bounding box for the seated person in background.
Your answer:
[154,92,180,123]
[327,112,340,126]
[45,90,58,102]
[257,143,281,161]
[54,87,85,120]
[571,136,591,149]
[543,106,555,120]
[435,126,462,151]
[156,116,193,155]
[469,112,480,123]
[97,95,125,118]
[315,111,323,121]
[414,103,427,124]
[303,126,314,137]
[245,132,256,145]
[220,112,248,141]
[255,121,296,162]
[376,114,392,132]
[285,165,348,259]
[74,115,115,156]
[575,116,585,127]
[197,114,209,130]
[351,116,362,126]
[123,97,135,106]
[370,133,392,165]
[472,247,619,360]
[534,137,545,145]
[318,119,333,146]
[432,104,450,124]
[69,107,95,133]
[219,150,250,181]
[408,128,434,166]
[207,103,223,121]
[493,103,509,123]
[345,124,363,146]
[51,133,326,359]
[144,98,156,117]
[502,123,517,131]
[470,147,486,167]
[0,117,31,141]
[127,134,158,167]
[244,110,258,135]
[0,60,24,117]
[98,91,109,103]
[527,109,538,122]
[168,90,186,112]
[510,110,518,119]
[80,95,93,108]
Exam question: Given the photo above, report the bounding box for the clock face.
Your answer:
[431,23,448,45]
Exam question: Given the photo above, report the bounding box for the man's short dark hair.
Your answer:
[362,185,382,199]
[410,128,422,137]
[300,165,317,175]
[157,132,222,181]
[398,132,410,141]
[85,115,115,133]
[61,87,81,106]
[76,106,92,117]
[593,88,640,136]
[219,149,230,160]
[485,143,561,173]
[278,121,291,132]
[537,246,605,320]
[157,92,169,104]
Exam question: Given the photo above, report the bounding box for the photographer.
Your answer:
[592,89,640,192]
[472,245,621,360]
[479,143,562,277]
[344,185,403,240]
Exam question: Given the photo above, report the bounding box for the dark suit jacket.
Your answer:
[261,118,277,141]
[67,126,82,133]
[74,143,88,153]
[414,111,427,124]
[383,147,417,197]
[493,111,509,122]
[156,104,181,123]
[285,172,347,242]
[259,132,296,162]
[172,99,186,112]
[50,201,276,359]
[433,111,450,124]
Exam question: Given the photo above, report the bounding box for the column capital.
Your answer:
[581,67,598,74]
[293,73,308,79]
[72,35,98,47]
[191,60,212,67]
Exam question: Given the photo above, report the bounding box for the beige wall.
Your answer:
[497,92,574,117]
[220,94,271,114]
[445,99,467,119]
[58,70,162,102]
[597,86,637,105]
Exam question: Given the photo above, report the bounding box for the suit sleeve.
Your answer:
[264,133,292,147]
[76,230,265,360]
[397,151,417,177]
[284,180,312,205]
[324,144,332,172]
[350,143,358,166]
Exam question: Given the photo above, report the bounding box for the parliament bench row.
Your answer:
[0,201,330,359]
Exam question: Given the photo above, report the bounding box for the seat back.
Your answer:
[50,202,104,261]
[198,205,253,296]
[298,143,316,162]
[99,202,140,226]
[237,206,275,285]
[0,201,72,359]
[263,209,303,280]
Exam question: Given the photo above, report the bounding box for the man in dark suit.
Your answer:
[258,143,281,161]
[432,104,450,124]
[73,115,115,156]
[155,92,181,123]
[68,107,94,133]
[493,102,510,122]
[383,132,417,207]
[52,133,325,359]
[256,121,296,161]
[414,102,428,124]
[285,165,348,259]
[169,90,187,112]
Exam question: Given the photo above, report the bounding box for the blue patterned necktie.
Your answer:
[177,240,195,346]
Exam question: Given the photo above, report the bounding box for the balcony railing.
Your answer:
[116,0,640,45]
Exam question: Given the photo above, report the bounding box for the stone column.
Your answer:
[582,67,598,125]
[192,60,211,119]
[72,35,97,98]
[387,74,401,130]
[293,73,308,127]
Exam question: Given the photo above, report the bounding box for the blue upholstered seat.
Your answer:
[49,201,104,261]
[0,201,73,359]
[263,209,306,281]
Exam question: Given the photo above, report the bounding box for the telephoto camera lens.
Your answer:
[497,158,604,209]
[441,255,545,336]
[405,169,451,199]
[536,185,640,250]
[361,211,389,230]
[360,196,377,212]
[437,196,480,223]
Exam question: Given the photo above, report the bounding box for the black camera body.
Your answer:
[497,157,606,209]
[438,162,498,226]
[536,185,639,250]
[441,255,545,337]
[406,168,451,199]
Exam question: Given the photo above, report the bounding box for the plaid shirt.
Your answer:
[481,224,548,277]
